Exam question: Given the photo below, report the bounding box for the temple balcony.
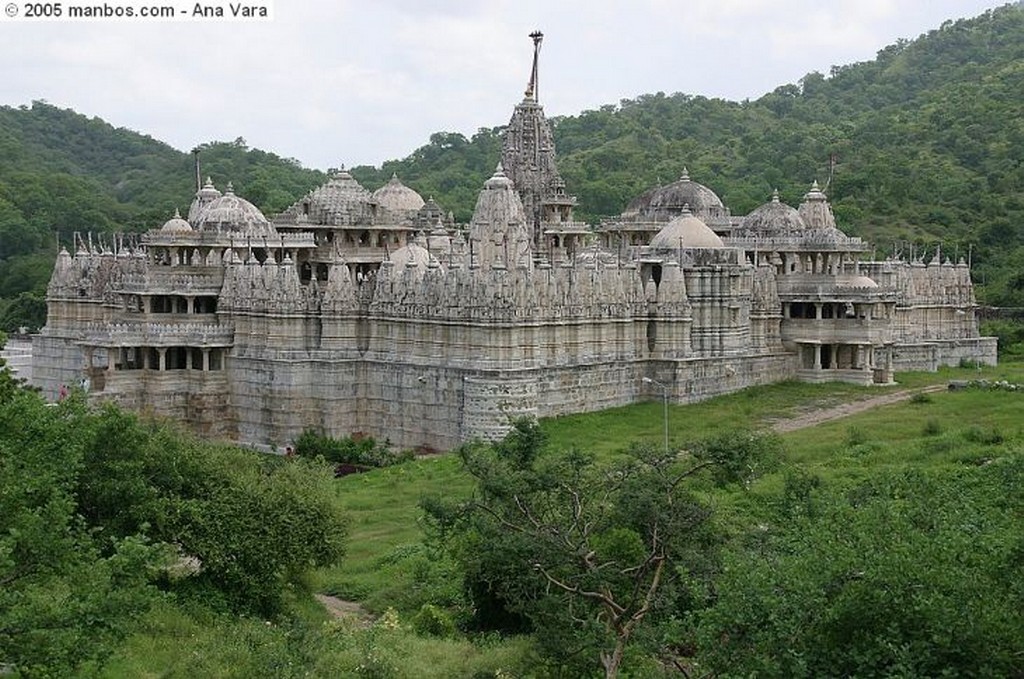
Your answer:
[80,321,234,348]
[781,318,892,345]
[119,270,224,295]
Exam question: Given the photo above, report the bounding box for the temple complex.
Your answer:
[30,34,996,451]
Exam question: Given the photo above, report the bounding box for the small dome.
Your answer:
[371,173,425,214]
[836,275,879,289]
[160,209,193,234]
[389,242,438,271]
[625,167,727,220]
[650,206,724,249]
[193,183,274,236]
[738,190,806,235]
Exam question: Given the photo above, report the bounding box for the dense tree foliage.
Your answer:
[425,419,780,678]
[696,466,1024,676]
[0,365,347,676]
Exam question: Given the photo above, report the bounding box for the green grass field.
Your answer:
[320,361,1024,613]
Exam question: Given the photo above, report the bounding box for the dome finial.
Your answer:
[681,202,692,216]
[771,188,780,203]
[680,166,690,181]
[225,181,235,195]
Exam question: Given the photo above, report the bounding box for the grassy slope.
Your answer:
[104,361,1024,676]
[321,361,1024,607]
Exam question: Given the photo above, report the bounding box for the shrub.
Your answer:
[294,430,413,468]
[411,604,457,638]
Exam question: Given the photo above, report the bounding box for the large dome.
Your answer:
[193,183,274,236]
[371,174,425,214]
[280,170,372,225]
[737,190,806,236]
[625,168,727,220]
[649,208,724,249]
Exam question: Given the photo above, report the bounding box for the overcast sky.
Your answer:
[0,0,1004,170]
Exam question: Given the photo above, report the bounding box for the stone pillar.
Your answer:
[813,344,822,370]
[815,303,823,320]
[830,344,838,370]
[107,349,116,371]
[202,349,210,371]
[852,345,860,370]
[158,348,167,371]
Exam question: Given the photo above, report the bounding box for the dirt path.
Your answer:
[769,384,948,433]
[314,594,375,626]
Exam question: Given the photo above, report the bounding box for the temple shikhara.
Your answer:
[31,34,997,450]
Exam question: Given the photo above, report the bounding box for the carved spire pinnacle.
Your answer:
[525,30,543,101]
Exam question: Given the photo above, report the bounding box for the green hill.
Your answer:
[1,3,1022,331]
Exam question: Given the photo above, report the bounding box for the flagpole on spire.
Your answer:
[526,30,543,101]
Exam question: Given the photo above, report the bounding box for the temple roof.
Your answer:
[624,168,728,221]
[193,184,275,237]
[371,174,425,214]
[650,206,724,249]
[737,189,806,235]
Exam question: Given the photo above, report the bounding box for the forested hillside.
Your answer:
[0,104,325,331]
[353,3,1024,305]
[0,3,1021,332]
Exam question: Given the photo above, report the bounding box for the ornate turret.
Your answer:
[468,164,532,271]
[500,30,577,252]
[798,180,840,232]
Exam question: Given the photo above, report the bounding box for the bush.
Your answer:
[294,430,414,468]
[411,604,457,638]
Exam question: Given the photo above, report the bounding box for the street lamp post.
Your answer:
[642,377,669,454]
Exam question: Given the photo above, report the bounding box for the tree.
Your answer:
[695,467,1024,677]
[427,419,778,678]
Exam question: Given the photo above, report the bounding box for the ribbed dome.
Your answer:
[160,209,193,234]
[193,183,274,236]
[650,207,724,249]
[625,168,727,220]
[389,242,437,271]
[371,174,425,214]
[281,170,372,225]
[738,190,806,235]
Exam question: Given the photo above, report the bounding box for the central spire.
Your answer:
[525,30,543,101]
